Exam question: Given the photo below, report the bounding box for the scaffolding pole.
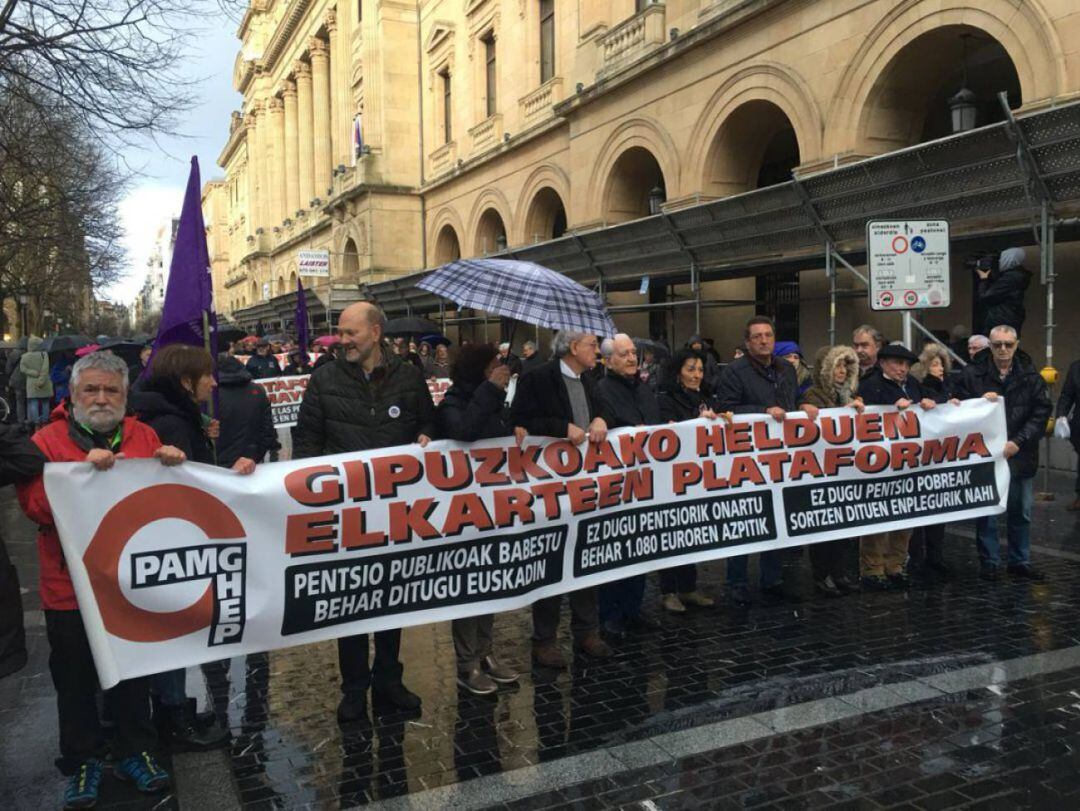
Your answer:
[825,243,836,346]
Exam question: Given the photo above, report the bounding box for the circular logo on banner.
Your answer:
[879,291,894,307]
[911,236,926,253]
[892,236,909,254]
[904,290,919,306]
[388,405,401,419]
[83,484,247,643]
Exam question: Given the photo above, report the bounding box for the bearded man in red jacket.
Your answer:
[18,351,185,809]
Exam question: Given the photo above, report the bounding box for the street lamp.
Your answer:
[16,294,28,337]
[648,185,666,215]
[949,34,978,134]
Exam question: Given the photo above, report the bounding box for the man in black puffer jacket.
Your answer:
[292,302,434,722]
[216,356,280,467]
[954,326,1050,581]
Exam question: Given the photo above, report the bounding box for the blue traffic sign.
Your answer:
[911,236,926,253]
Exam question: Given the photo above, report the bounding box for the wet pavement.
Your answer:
[2,471,1079,810]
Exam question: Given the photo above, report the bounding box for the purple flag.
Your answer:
[151,157,217,359]
[295,276,309,365]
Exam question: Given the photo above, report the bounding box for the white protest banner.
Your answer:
[45,400,1007,688]
[261,375,311,428]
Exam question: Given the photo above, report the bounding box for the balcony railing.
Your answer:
[598,3,666,76]
[519,78,563,126]
[469,114,503,152]
[429,140,457,176]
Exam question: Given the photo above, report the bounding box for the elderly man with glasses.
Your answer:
[954,325,1051,581]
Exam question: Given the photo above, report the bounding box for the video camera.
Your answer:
[964,253,998,274]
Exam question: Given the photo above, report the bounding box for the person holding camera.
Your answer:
[974,247,1032,337]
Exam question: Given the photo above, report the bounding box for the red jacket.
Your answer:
[18,404,162,610]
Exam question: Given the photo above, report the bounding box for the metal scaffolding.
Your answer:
[362,99,1080,355]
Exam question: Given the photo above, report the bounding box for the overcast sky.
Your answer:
[105,18,243,304]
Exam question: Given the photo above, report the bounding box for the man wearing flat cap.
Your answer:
[856,343,954,590]
[245,339,282,380]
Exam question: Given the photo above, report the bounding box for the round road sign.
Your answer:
[892,236,909,254]
[903,290,918,306]
[879,291,894,307]
[911,236,926,253]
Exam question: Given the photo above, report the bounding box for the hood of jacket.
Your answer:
[999,247,1027,271]
[129,375,203,425]
[812,345,859,399]
[26,336,43,352]
[218,356,253,387]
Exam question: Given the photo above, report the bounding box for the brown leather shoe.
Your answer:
[531,643,567,669]
[574,633,614,659]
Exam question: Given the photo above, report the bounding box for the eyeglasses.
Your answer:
[991,341,1016,349]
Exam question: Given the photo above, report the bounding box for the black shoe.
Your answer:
[1007,564,1046,581]
[832,575,858,595]
[185,697,218,730]
[600,619,626,638]
[814,576,843,598]
[762,583,802,603]
[887,572,910,590]
[372,682,422,715]
[624,613,661,631]
[861,575,891,592]
[337,694,368,724]
[160,705,229,752]
[979,564,1001,582]
[925,559,955,579]
[728,584,752,607]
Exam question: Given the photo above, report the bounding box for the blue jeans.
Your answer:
[599,575,647,622]
[151,668,187,707]
[975,477,1034,567]
[726,551,783,589]
[27,397,49,424]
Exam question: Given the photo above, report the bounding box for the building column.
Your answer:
[243,113,257,230]
[325,8,344,168]
[310,37,332,199]
[268,96,286,225]
[282,79,300,218]
[249,102,267,230]
[295,60,315,207]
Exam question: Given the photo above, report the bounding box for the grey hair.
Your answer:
[71,351,130,393]
[522,340,536,352]
[552,330,587,358]
[989,325,1018,340]
[968,334,990,349]
[599,337,616,359]
[852,324,884,346]
[366,302,387,330]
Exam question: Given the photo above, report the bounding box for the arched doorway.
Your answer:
[861,26,1021,150]
[276,275,286,296]
[433,224,461,265]
[703,100,801,197]
[250,280,258,304]
[475,209,507,255]
[602,147,666,224]
[289,271,297,288]
[341,237,360,279]
[523,187,568,243]
[704,100,803,338]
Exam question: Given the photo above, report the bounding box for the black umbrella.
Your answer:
[418,332,451,347]
[216,325,246,346]
[385,316,441,337]
[98,337,145,364]
[41,334,92,353]
[633,338,671,358]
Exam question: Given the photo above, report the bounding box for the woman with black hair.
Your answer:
[129,344,255,751]
[656,348,719,614]
[435,343,520,695]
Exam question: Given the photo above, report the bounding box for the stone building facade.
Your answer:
[207,0,1080,356]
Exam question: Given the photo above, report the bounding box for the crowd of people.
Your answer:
[0,259,1076,807]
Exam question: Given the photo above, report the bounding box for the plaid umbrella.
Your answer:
[418,259,616,337]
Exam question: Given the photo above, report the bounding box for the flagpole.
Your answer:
[203,309,218,465]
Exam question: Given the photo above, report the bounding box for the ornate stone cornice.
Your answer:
[263,0,313,72]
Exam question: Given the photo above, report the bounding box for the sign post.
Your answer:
[867,220,950,348]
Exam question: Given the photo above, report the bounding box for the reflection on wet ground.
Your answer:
[2,480,1080,809]
[194,491,1080,808]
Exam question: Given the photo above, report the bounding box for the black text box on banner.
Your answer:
[573,492,777,578]
[281,525,567,635]
[782,461,999,536]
